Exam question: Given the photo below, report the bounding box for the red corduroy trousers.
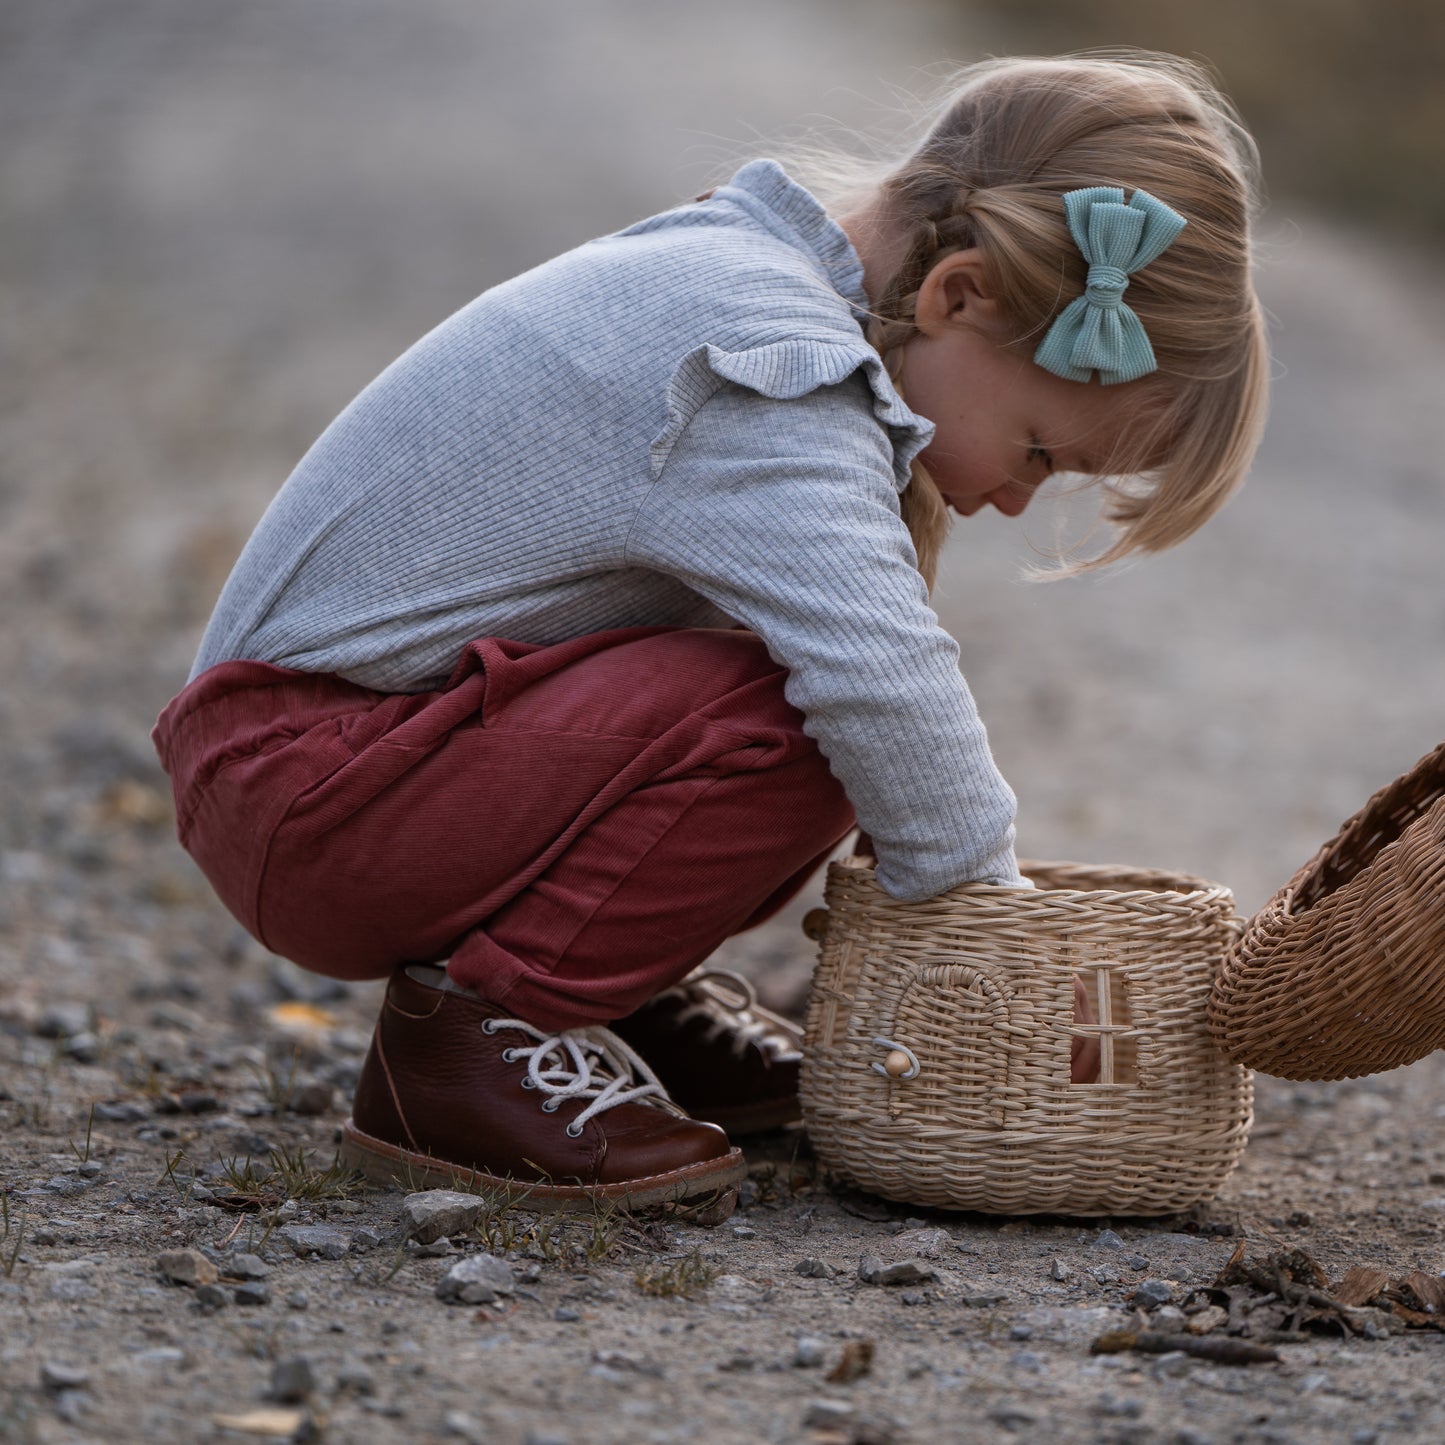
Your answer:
[152,627,855,1029]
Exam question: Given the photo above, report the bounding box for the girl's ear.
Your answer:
[913,248,1004,336]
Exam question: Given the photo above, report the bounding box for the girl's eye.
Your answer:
[1026,441,1055,475]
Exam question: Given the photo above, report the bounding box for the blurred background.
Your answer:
[2,0,1442,1004]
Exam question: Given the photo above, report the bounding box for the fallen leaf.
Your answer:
[826,1338,875,1384]
[212,1409,305,1437]
[1333,1266,1390,1307]
[266,1002,337,1033]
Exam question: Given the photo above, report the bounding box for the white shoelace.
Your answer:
[481,1018,674,1137]
[666,967,804,1063]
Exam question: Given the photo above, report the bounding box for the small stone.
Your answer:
[1174,1427,1212,1445]
[411,1236,452,1258]
[32,1227,61,1246]
[892,1227,951,1258]
[401,1190,487,1245]
[1127,1254,1150,1270]
[437,1252,515,1305]
[280,1224,350,1260]
[224,1252,270,1281]
[794,1335,826,1368]
[1050,1257,1074,1282]
[351,1227,384,1253]
[731,1225,756,1239]
[900,1289,928,1306]
[1097,1394,1144,1419]
[1132,1279,1175,1308]
[234,1283,272,1307]
[961,1288,1009,1308]
[554,1307,580,1322]
[36,1004,90,1039]
[1093,1229,1125,1250]
[794,1256,836,1278]
[270,1354,317,1403]
[804,1400,855,1429]
[857,1256,935,1286]
[1150,1351,1192,1380]
[63,1032,101,1063]
[194,1283,231,1309]
[287,1081,334,1116]
[445,1413,488,1442]
[1009,1325,1034,1341]
[287,1291,309,1310]
[157,1248,219,1287]
[1154,1305,1188,1332]
[986,1404,1037,1430]
[93,1099,149,1123]
[336,1360,375,1395]
[40,1361,90,1393]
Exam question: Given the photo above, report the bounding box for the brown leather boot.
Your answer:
[342,967,746,1208]
[611,967,804,1135]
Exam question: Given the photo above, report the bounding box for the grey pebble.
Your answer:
[93,1099,149,1123]
[1132,1279,1175,1308]
[401,1190,486,1245]
[270,1353,317,1403]
[36,1004,90,1039]
[156,1248,218,1286]
[857,1255,936,1286]
[63,1032,101,1062]
[731,1225,756,1239]
[194,1283,231,1309]
[1093,1229,1125,1250]
[336,1360,375,1394]
[1097,1393,1144,1419]
[900,1288,929,1305]
[1050,1257,1075,1282]
[437,1252,515,1305]
[280,1224,350,1260]
[793,1335,826,1368]
[794,1256,836,1278]
[554,1307,580,1322]
[804,1400,855,1428]
[1009,1324,1034,1340]
[351,1227,385,1253]
[986,1404,1037,1429]
[445,1414,488,1443]
[234,1282,272,1307]
[287,1290,309,1310]
[1150,1351,1192,1380]
[40,1361,90,1393]
[1127,1253,1150,1270]
[225,1252,269,1280]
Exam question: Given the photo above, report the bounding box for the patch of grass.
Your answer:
[215,1146,360,1206]
[633,1248,718,1299]
[159,1148,195,1202]
[68,1103,95,1165]
[1,1188,26,1279]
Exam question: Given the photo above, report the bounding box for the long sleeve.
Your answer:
[626,372,1022,900]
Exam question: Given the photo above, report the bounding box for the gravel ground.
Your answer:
[2,3,1442,1442]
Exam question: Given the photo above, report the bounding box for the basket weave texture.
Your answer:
[1210,739,1445,1080]
[801,856,1253,1215]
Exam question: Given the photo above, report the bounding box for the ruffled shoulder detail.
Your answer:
[649,338,935,491]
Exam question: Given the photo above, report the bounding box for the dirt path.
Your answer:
[2,4,1442,1442]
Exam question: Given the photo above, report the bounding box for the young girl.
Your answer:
[153,54,1267,1207]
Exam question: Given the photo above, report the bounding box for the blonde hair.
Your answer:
[817,53,1269,587]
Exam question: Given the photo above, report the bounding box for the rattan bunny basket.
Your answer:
[1209,739,1445,1080]
[801,857,1253,1215]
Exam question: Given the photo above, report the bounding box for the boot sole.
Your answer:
[339,1119,748,1211]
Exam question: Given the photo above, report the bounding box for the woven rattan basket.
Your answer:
[801,856,1253,1215]
[1210,739,1445,1080]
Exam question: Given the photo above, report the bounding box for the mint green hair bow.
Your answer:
[1033,186,1187,386]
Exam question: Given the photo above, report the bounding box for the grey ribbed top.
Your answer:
[192,160,1021,899]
